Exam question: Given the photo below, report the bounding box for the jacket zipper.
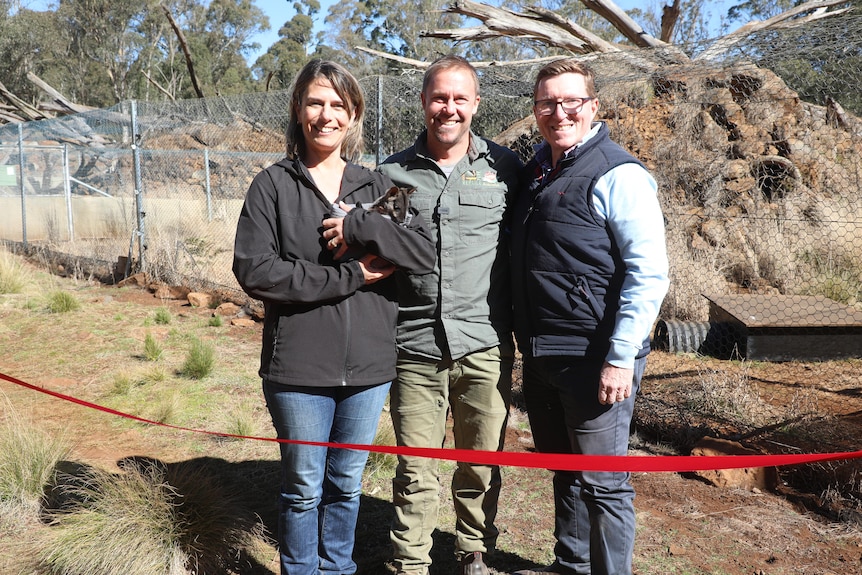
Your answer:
[576,275,603,320]
[341,296,350,386]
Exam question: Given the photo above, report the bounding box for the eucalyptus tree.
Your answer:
[323,0,462,73]
[253,0,319,91]
[178,0,266,96]
[51,0,153,105]
[0,4,66,105]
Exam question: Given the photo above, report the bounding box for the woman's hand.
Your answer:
[322,201,352,258]
[358,254,395,284]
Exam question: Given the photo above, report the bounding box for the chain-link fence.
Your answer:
[2,14,862,361]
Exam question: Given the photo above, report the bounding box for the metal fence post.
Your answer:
[63,143,74,241]
[205,148,212,221]
[131,101,147,272]
[376,75,383,166]
[17,123,27,246]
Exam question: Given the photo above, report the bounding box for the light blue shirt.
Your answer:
[581,124,670,368]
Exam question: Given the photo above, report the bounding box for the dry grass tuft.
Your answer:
[0,249,30,294]
[0,395,71,520]
[40,457,268,575]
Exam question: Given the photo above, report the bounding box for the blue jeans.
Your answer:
[522,356,646,575]
[263,381,390,575]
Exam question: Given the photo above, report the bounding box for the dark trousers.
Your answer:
[522,355,646,575]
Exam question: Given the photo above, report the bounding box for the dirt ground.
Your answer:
[3,275,862,575]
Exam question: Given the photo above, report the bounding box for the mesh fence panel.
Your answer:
[1,15,862,362]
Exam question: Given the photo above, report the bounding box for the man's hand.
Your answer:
[598,362,633,405]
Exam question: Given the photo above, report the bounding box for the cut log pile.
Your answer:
[0,72,96,126]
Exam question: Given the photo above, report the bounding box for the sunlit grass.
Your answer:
[0,397,70,518]
[181,337,215,380]
[0,250,29,294]
[47,290,81,313]
[143,333,163,362]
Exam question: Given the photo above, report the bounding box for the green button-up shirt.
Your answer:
[378,131,523,360]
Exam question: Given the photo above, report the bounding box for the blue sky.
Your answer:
[248,0,737,63]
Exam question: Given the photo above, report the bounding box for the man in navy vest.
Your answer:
[511,58,669,575]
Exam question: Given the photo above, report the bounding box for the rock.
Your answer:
[690,437,779,491]
[230,317,257,328]
[214,302,241,316]
[117,272,148,287]
[152,284,191,300]
[187,292,212,308]
[667,544,687,556]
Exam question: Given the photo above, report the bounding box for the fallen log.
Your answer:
[26,72,96,115]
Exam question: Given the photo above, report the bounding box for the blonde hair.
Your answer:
[285,60,366,162]
[422,54,480,97]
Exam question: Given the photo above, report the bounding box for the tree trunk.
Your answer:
[162,5,206,99]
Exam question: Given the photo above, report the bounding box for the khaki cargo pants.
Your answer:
[389,345,512,572]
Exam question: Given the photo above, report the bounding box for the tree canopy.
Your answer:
[0,0,856,123]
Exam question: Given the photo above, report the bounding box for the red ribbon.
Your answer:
[3,370,861,472]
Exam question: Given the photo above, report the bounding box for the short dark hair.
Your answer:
[285,60,365,162]
[533,58,597,99]
[422,54,480,97]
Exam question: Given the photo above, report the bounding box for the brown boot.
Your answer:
[458,551,489,575]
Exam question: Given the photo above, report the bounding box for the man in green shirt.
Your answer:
[378,55,523,575]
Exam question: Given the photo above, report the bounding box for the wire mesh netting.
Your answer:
[2,14,862,362]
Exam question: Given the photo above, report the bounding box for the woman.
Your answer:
[233,60,435,575]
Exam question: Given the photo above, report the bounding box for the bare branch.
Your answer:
[660,0,681,43]
[578,0,667,48]
[696,0,850,60]
[141,71,176,102]
[0,110,26,124]
[356,47,430,68]
[161,5,205,98]
[356,46,563,69]
[525,6,619,52]
[440,0,593,53]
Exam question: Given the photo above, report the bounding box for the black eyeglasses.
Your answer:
[533,97,593,116]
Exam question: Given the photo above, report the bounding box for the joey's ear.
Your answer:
[405,186,416,196]
[386,185,399,197]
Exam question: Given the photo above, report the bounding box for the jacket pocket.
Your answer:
[569,275,604,321]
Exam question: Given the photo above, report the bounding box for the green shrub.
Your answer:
[143,366,167,383]
[143,333,163,362]
[47,291,81,313]
[154,307,171,325]
[181,337,215,379]
[208,315,223,327]
[111,374,133,395]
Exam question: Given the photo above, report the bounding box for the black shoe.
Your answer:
[459,551,490,575]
